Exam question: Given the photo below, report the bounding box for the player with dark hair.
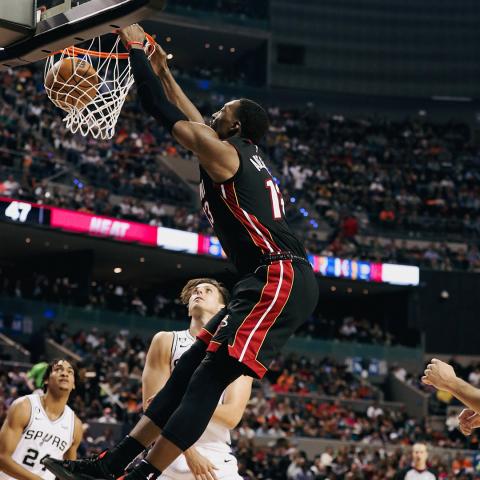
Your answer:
[43,25,319,480]
[0,359,83,480]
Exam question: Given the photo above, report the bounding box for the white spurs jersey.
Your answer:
[163,329,240,480]
[0,394,75,480]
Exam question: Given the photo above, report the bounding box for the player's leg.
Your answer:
[43,310,228,480]
[124,344,251,479]
[118,261,317,480]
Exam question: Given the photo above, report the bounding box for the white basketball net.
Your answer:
[44,35,152,140]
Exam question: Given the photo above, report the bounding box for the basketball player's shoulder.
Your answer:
[149,331,174,358]
[151,331,174,345]
[5,395,32,426]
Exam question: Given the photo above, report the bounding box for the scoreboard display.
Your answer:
[0,199,51,226]
[0,197,419,286]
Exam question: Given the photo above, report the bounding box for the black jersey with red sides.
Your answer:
[199,136,307,274]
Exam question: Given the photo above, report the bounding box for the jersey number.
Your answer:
[265,180,285,220]
[22,448,49,471]
[203,201,214,226]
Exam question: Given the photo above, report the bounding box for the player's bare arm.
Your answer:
[423,358,480,413]
[458,408,480,436]
[0,398,42,480]
[119,24,239,183]
[149,43,205,124]
[172,121,239,182]
[211,375,253,429]
[142,331,174,408]
[63,416,83,460]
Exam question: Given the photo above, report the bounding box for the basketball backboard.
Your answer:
[0,0,166,70]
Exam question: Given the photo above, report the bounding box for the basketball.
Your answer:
[44,57,99,111]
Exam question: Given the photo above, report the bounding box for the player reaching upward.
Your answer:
[43,24,319,480]
[0,359,83,480]
[143,278,252,480]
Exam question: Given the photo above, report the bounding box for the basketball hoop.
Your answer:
[44,33,155,140]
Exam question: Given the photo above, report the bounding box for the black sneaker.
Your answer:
[42,455,115,480]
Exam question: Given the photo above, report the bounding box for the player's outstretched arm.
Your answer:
[211,375,253,429]
[458,408,480,436]
[119,25,239,183]
[0,398,42,480]
[149,43,205,124]
[423,358,480,413]
[63,416,84,460]
[172,121,239,182]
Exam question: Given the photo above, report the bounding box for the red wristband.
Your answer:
[126,41,144,51]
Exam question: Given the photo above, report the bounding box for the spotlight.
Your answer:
[166,53,173,60]
[25,237,31,244]
[114,267,122,274]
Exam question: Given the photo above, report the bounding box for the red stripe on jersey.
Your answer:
[249,212,279,250]
[197,327,213,345]
[220,182,280,254]
[228,260,294,378]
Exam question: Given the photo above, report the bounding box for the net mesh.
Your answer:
[44,35,152,140]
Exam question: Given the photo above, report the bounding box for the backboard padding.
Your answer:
[0,0,166,70]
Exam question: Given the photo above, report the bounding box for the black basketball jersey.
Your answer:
[199,136,307,274]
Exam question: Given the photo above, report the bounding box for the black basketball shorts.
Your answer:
[197,259,318,378]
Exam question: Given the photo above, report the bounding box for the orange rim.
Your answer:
[49,33,155,59]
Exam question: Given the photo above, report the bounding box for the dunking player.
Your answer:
[0,359,83,480]
[143,278,252,480]
[43,24,319,480]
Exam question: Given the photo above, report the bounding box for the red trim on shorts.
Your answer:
[229,261,294,378]
[206,340,222,353]
[197,327,213,345]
